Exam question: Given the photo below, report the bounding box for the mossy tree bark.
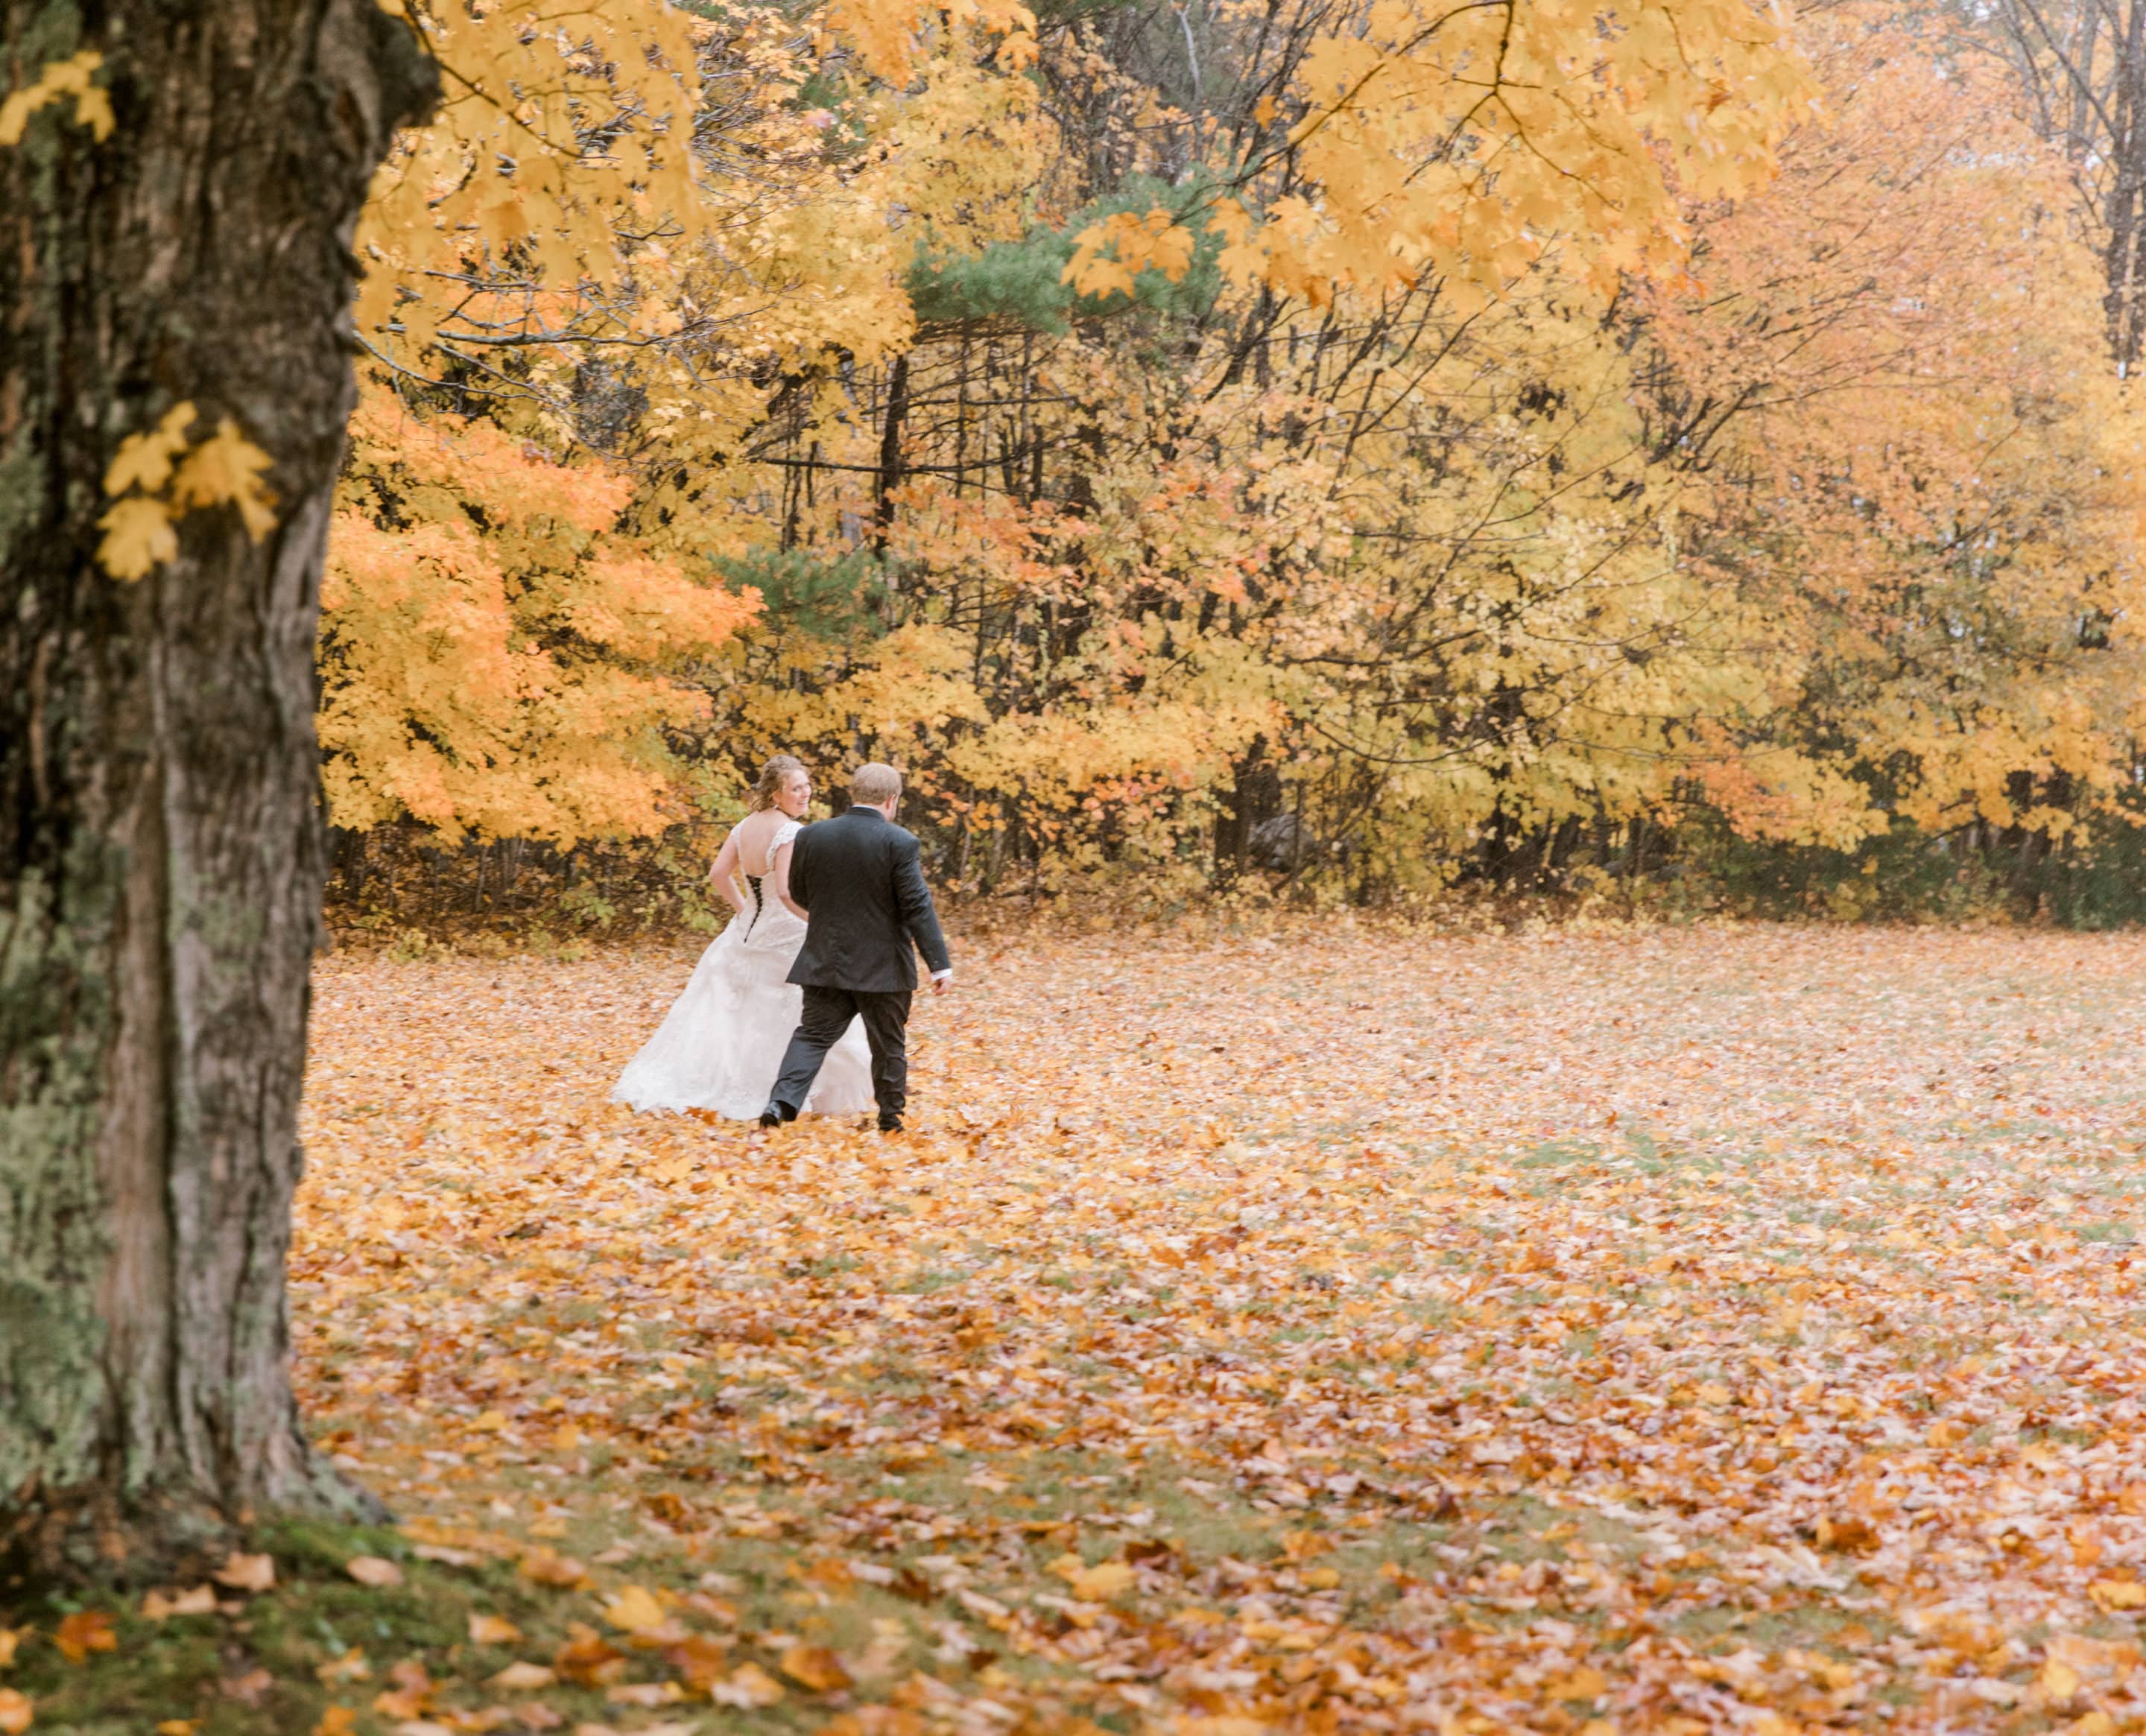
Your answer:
[0,2,434,1579]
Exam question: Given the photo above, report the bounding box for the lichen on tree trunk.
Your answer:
[0,1,435,1580]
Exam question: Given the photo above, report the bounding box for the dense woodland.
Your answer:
[324,0,2146,931]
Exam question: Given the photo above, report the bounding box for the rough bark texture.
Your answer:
[0,1,434,1579]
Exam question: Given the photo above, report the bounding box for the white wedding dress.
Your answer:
[611,819,876,1119]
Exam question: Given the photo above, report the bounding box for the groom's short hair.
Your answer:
[850,762,902,806]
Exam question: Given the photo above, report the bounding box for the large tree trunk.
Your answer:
[0,2,434,1579]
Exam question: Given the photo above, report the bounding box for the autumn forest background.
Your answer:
[329,0,2146,940]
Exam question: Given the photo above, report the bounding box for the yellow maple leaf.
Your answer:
[710,1661,785,1708]
[171,419,277,540]
[2090,1580,2146,1612]
[519,1545,588,1588]
[1063,251,1136,300]
[601,1584,668,1632]
[104,402,197,496]
[1061,1558,1135,1600]
[780,1642,854,1693]
[96,496,178,581]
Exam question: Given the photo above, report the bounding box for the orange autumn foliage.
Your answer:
[1636,3,2146,849]
[322,390,754,845]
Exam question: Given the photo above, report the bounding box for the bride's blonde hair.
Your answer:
[749,754,808,812]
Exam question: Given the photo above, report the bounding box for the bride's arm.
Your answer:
[772,837,808,919]
[707,829,750,915]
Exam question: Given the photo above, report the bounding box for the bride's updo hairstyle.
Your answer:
[749,754,807,811]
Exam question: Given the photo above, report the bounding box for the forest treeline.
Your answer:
[325,0,2146,932]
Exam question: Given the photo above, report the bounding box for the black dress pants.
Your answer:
[769,984,913,1121]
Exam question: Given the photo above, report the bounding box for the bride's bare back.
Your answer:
[729,808,794,878]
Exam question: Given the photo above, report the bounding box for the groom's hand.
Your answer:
[931,969,952,996]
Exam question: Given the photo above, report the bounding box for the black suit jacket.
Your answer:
[786,807,952,993]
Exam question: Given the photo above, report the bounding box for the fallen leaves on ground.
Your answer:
[270,924,2146,1732]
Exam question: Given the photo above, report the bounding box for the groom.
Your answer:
[761,762,952,1134]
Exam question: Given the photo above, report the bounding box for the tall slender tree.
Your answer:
[1981,0,2146,367]
[0,4,434,1577]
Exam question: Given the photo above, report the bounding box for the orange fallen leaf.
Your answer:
[345,1555,403,1588]
[142,1585,218,1621]
[212,1552,275,1594]
[0,1689,30,1735]
[371,1658,433,1719]
[779,1643,854,1694]
[605,1681,684,1707]
[2091,1580,2146,1613]
[310,1711,356,1736]
[469,1613,523,1645]
[155,1721,201,1736]
[1063,1559,1134,1600]
[600,1585,667,1633]
[487,1661,556,1691]
[1815,1516,1881,1553]
[219,1667,273,1705]
[1552,1666,1609,1699]
[552,1623,625,1687]
[662,1633,732,1691]
[315,1648,371,1685]
[517,1547,586,1588]
[53,1611,116,1665]
[708,1661,785,1708]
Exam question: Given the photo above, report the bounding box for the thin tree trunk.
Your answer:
[873,350,911,553]
[0,0,434,1580]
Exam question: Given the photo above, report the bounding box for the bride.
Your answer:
[611,755,875,1119]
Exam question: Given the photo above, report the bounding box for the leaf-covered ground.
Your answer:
[25,923,2146,1735]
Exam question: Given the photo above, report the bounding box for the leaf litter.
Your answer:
[265,923,2146,1732]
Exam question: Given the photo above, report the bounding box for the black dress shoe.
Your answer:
[759,1105,786,1128]
[878,1115,903,1134]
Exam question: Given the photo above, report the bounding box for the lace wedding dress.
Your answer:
[611,819,875,1118]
